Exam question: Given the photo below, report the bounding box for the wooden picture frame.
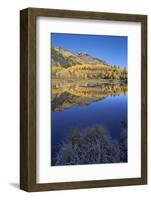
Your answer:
[20,7,147,192]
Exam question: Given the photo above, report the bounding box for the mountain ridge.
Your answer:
[51,46,109,68]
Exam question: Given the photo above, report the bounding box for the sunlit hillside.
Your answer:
[51,46,127,81]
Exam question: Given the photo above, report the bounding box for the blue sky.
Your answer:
[51,33,127,68]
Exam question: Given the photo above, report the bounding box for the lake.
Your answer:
[51,79,127,166]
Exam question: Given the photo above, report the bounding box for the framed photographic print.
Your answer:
[20,8,147,191]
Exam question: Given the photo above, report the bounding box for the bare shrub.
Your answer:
[55,124,127,166]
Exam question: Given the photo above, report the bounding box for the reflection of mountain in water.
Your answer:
[51,80,127,112]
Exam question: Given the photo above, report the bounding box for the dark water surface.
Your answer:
[51,81,127,165]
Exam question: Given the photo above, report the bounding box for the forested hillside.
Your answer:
[51,46,127,81]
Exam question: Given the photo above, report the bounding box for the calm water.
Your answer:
[51,81,127,165]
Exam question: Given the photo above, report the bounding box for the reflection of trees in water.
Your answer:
[52,82,127,112]
[54,124,127,166]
